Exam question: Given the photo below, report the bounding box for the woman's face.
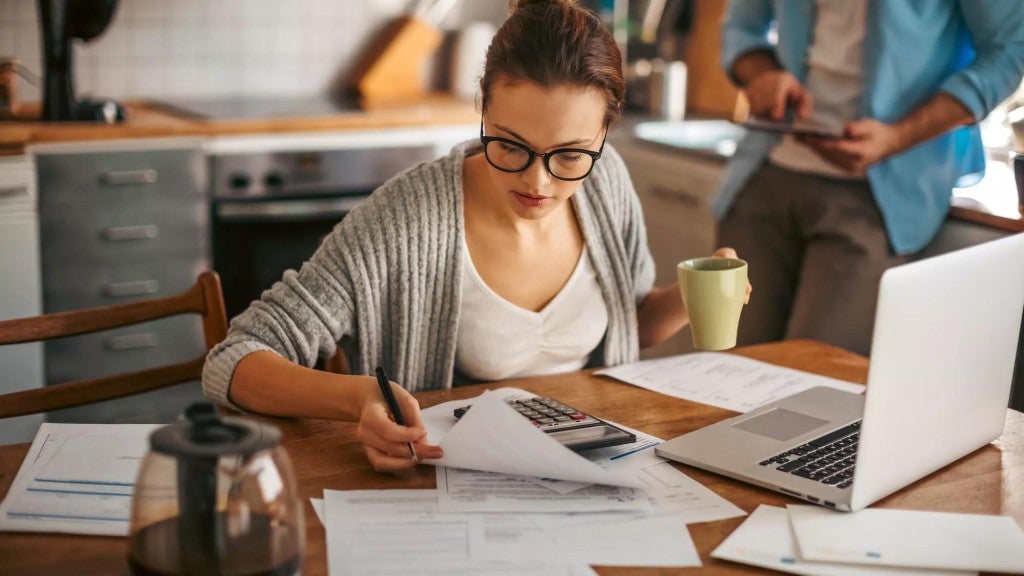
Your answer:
[481,79,608,221]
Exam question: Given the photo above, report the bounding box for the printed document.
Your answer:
[596,352,864,412]
[788,505,1024,573]
[421,389,640,487]
[0,423,158,536]
[713,505,974,576]
[613,447,746,524]
[323,489,699,570]
[435,466,651,514]
[538,512,700,567]
[467,508,701,568]
[323,489,597,576]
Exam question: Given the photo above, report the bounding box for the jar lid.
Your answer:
[149,402,281,459]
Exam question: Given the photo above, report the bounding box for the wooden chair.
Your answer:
[0,271,228,419]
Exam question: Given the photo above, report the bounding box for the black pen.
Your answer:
[375,366,417,461]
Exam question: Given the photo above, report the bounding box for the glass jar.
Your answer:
[128,403,304,576]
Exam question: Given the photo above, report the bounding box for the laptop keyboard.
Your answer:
[758,421,861,489]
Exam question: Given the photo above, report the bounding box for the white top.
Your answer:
[455,243,609,382]
[769,0,868,179]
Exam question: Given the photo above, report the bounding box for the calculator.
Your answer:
[453,396,636,452]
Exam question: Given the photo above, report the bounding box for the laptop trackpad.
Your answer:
[732,408,830,441]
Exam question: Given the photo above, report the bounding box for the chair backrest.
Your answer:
[0,271,228,419]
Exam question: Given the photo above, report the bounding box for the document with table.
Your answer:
[0,423,157,536]
[596,351,865,412]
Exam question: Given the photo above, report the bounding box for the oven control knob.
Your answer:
[229,172,251,190]
[264,171,285,188]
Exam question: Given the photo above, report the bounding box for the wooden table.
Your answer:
[2,340,1022,575]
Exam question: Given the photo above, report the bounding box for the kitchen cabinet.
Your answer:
[34,139,209,425]
[613,137,726,359]
[0,155,44,445]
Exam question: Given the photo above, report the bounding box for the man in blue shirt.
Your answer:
[715,0,1024,355]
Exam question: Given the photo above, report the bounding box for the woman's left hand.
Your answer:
[713,247,753,304]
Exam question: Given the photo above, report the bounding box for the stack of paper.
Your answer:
[314,388,750,575]
[714,504,1024,575]
[0,423,158,536]
[596,352,865,413]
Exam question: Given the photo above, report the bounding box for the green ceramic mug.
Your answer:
[677,257,748,351]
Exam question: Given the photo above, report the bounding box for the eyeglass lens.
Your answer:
[484,140,596,180]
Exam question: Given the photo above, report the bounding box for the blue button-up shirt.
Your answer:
[714,0,1024,254]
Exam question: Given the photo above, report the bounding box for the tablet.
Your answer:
[741,116,844,139]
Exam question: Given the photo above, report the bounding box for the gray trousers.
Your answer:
[718,163,910,356]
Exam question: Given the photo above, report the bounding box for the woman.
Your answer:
[202,0,747,472]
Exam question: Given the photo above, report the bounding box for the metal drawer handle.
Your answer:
[104,333,159,351]
[99,169,158,186]
[103,279,159,297]
[216,197,366,221]
[0,186,30,199]
[101,224,159,241]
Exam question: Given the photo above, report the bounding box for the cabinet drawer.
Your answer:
[36,148,203,206]
[0,156,36,214]
[44,315,205,384]
[43,258,208,313]
[40,200,208,264]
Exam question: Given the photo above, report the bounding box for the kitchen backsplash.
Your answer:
[0,0,505,102]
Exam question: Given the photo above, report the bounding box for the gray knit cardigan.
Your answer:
[202,140,655,407]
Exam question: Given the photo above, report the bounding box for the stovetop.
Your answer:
[155,95,362,121]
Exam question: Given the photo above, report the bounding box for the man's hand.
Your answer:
[798,118,905,172]
[743,70,813,121]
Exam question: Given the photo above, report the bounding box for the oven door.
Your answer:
[209,143,438,318]
[213,193,368,318]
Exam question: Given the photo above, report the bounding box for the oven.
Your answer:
[210,145,437,318]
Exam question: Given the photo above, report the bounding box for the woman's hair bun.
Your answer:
[508,0,576,15]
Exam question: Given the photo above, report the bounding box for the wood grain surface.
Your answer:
[1,339,1021,575]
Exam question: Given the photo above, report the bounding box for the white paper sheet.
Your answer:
[322,488,695,569]
[435,466,651,514]
[0,423,158,536]
[596,352,865,412]
[421,389,641,488]
[470,509,702,568]
[322,489,597,576]
[627,455,747,524]
[712,505,975,576]
[310,497,325,525]
[788,505,1024,573]
[545,513,701,567]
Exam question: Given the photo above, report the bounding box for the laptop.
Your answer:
[656,233,1024,511]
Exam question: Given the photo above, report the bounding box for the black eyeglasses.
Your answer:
[479,121,607,181]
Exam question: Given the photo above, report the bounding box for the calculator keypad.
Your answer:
[507,397,600,431]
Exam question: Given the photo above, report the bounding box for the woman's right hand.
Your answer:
[354,380,444,473]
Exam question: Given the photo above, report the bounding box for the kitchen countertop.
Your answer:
[4,103,1021,234]
[0,94,481,153]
